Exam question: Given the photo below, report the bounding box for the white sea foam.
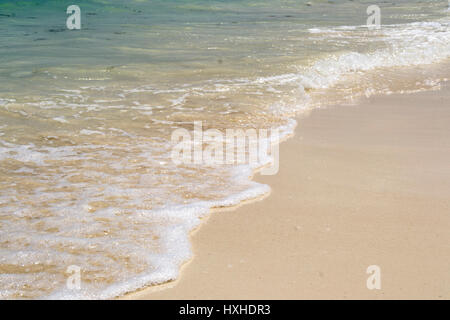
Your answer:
[53,116,69,123]
[296,20,450,90]
[80,129,104,135]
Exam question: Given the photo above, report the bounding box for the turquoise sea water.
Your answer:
[0,0,449,298]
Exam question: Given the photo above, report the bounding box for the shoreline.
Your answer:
[124,84,450,300]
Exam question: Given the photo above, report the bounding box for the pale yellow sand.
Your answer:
[125,86,450,300]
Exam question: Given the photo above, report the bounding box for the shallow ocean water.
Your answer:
[0,0,449,298]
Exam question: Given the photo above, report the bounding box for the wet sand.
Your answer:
[125,85,450,300]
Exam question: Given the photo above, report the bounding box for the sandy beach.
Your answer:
[2,0,450,300]
[126,85,450,300]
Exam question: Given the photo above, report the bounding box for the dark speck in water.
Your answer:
[48,28,66,33]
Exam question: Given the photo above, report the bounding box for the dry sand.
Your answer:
[125,86,450,300]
